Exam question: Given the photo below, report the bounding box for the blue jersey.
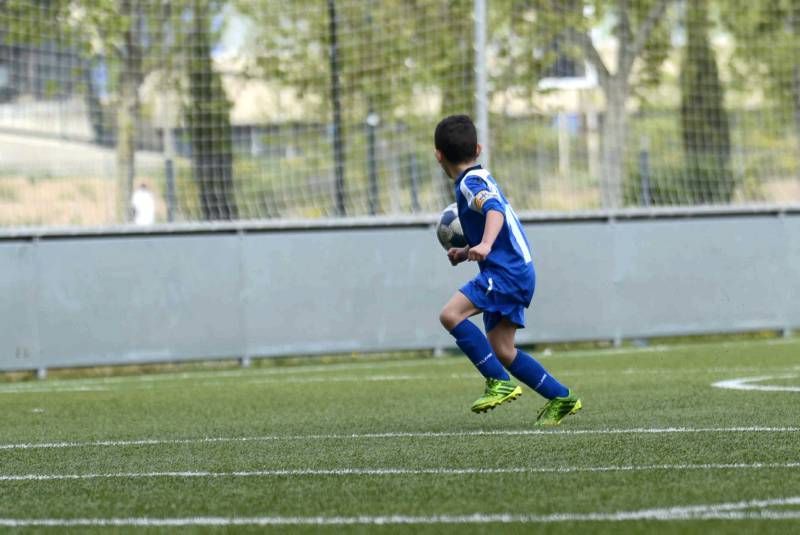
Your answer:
[455,165,534,296]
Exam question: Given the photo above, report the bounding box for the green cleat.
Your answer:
[471,378,522,413]
[534,391,582,427]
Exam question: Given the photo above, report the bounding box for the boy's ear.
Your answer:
[435,149,444,163]
[475,144,482,159]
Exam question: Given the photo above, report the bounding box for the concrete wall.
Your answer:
[2,208,798,371]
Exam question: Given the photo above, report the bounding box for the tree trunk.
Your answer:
[187,0,238,220]
[793,65,800,173]
[680,0,732,203]
[792,2,800,176]
[327,0,346,216]
[117,81,136,221]
[600,87,628,209]
[574,0,672,209]
[83,57,106,145]
[117,0,142,222]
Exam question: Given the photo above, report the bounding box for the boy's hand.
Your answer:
[467,242,491,262]
[447,247,469,266]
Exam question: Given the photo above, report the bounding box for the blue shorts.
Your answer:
[459,268,535,333]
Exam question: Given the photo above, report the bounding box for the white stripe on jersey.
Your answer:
[467,169,492,182]
[505,205,532,263]
[462,170,532,264]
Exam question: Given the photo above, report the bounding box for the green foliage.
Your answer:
[173,158,202,221]
[721,0,800,112]
[0,0,178,81]
[491,1,583,104]
[638,11,672,88]
[490,115,553,201]
[624,112,685,206]
[0,182,20,202]
[4,0,799,220]
[622,106,800,207]
[234,0,475,120]
[523,0,674,85]
[0,0,61,46]
[233,153,332,218]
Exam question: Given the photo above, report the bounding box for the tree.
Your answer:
[1,0,237,221]
[0,0,166,220]
[233,0,476,214]
[721,0,800,168]
[184,0,238,220]
[236,0,475,118]
[527,0,675,208]
[680,0,732,203]
[116,0,144,219]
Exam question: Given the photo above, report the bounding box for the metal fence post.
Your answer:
[474,0,489,167]
[366,110,379,215]
[639,136,652,207]
[408,152,421,213]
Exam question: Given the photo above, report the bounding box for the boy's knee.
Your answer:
[439,307,462,331]
[494,344,516,362]
[487,335,517,362]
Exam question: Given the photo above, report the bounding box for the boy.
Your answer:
[435,115,581,427]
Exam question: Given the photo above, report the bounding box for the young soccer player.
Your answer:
[435,115,581,427]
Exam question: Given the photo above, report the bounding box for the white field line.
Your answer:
[0,373,480,394]
[2,426,798,451]
[2,462,800,482]
[239,368,800,386]
[2,336,796,393]
[713,375,800,393]
[0,497,799,526]
[244,373,468,385]
[0,385,112,394]
[242,372,482,386]
[539,336,798,360]
[238,367,796,386]
[0,358,455,393]
[4,365,800,395]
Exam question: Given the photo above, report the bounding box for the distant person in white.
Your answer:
[131,183,155,225]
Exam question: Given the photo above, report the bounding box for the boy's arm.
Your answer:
[468,209,504,262]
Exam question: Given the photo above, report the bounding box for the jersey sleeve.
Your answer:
[460,175,504,215]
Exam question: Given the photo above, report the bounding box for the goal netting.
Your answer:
[0,0,798,227]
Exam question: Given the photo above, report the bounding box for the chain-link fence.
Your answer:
[0,0,798,228]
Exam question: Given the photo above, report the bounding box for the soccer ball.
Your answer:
[436,203,467,250]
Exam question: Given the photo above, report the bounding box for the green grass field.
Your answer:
[1,337,799,533]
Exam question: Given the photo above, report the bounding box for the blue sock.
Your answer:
[449,320,510,381]
[508,349,569,399]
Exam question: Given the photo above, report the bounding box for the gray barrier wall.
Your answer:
[2,207,798,372]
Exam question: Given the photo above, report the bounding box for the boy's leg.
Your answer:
[486,318,567,398]
[487,318,581,425]
[440,292,521,412]
[440,291,508,381]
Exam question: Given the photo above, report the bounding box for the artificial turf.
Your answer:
[0,337,798,533]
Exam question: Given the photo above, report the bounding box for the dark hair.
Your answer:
[434,115,478,164]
